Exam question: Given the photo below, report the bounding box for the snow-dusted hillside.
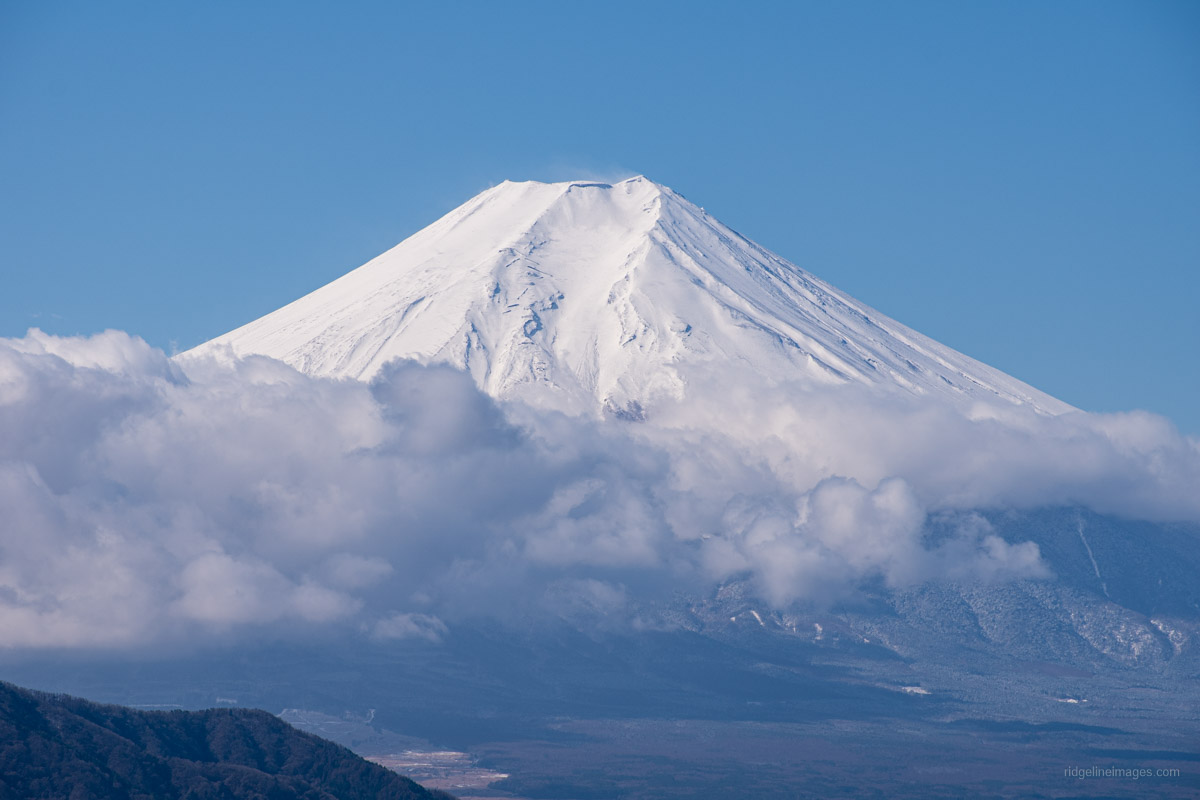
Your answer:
[185,177,1071,417]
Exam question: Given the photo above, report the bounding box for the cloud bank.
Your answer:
[1,329,1197,648]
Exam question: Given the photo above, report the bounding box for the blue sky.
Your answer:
[2,0,1197,432]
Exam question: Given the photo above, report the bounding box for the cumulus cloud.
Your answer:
[651,362,1200,523]
[0,329,1196,649]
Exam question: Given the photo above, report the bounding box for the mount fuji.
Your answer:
[187,176,1070,418]
[6,177,1199,798]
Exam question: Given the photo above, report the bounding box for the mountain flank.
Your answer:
[0,680,453,800]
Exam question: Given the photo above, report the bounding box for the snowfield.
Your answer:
[185,177,1073,418]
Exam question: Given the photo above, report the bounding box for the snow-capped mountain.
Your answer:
[186,177,1071,417]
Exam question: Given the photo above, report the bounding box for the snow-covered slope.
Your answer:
[185,177,1071,416]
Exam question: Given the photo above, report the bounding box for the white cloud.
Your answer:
[323,554,394,589]
[0,329,1195,649]
[174,552,294,626]
[651,364,1200,523]
[371,612,448,642]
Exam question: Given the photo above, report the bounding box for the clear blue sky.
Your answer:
[2,1,1197,432]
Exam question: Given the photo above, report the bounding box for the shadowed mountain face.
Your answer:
[0,681,452,800]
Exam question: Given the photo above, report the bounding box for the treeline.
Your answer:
[0,680,456,800]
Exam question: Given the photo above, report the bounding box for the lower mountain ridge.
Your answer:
[0,681,453,800]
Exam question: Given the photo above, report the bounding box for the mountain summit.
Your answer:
[187,177,1070,416]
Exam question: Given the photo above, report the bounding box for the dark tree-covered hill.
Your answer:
[0,680,455,800]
